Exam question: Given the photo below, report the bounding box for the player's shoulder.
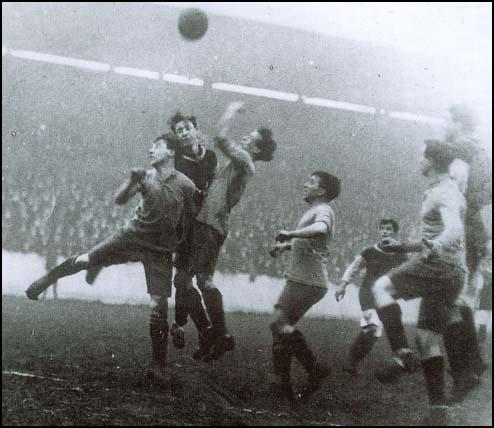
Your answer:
[174,170,196,188]
[314,202,334,215]
[361,245,377,258]
[431,177,464,202]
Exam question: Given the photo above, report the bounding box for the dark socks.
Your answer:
[287,330,317,374]
[174,286,188,327]
[422,357,445,405]
[203,288,226,334]
[149,312,169,367]
[377,304,409,352]
[444,321,470,379]
[459,305,485,372]
[184,287,210,333]
[272,337,293,383]
[350,331,378,367]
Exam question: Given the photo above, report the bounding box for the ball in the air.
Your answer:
[178,8,209,40]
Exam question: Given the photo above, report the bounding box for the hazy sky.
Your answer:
[160,3,491,59]
[158,2,492,148]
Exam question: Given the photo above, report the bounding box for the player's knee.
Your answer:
[270,313,295,337]
[75,253,90,267]
[150,295,168,316]
[362,324,382,338]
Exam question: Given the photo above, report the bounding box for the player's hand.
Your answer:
[225,101,246,118]
[422,239,442,257]
[130,168,146,184]
[269,243,287,258]
[335,283,347,302]
[276,230,293,243]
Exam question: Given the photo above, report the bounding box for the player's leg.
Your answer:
[198,274,235,361]
[345,310,381,375]
[26,230,132,300]
[189,223,232,361]
[271,281,330,402]
[85,265,104,285]
[444,304,481,403]
[416,327,450,425]
[171,268,211,349]
[143,253,173,383]
[26,252,90,300]
[476,309,490,370]
[373,274,414,376]
[269,307,296,404]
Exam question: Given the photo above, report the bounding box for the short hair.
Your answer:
[168,112,197,132]
[379,218,399,233]
[311,171,341,202]
[423,139,458,173]
[154,132,180,152]
[253,128,277,162]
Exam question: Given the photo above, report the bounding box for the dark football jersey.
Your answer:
[174,146,217,192]
[359,245,408,310]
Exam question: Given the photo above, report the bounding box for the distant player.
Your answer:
[168,113,218,351]
[179,101,277,362]
[445,104,492,383]
[26,133,197,382]
[371,140,472,424]
[476,252,492,367]
[335,219,408,375]
[270,171,340,404]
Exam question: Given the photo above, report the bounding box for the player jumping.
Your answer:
[176,101,277,362]
[270,171,340,404]
[168,113,218,351]
[25,133,197,382]
[335,219,408,375]
[371,139,472,424]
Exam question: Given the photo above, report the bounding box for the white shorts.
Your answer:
[360,309,383,337]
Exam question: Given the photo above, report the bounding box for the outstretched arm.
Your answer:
[276,222,328,242]
[115,168,146,205]
[335,255,367,301]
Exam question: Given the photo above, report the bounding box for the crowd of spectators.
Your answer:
[2,169,420,281]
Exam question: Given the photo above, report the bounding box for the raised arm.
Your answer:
[115,168,146,205]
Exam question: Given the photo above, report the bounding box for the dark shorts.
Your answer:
[182,221,225,277]
[88,229,173,297]
[359,286,375,312]
[275,280,328,325]
[388,256,465,333]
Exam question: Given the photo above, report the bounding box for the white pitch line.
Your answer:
[389,111,447,126]
[3,370,65,382]
[212,82,299,102]
[301,96,376,115]
[2,46,7,56]
[9,49,111,72]
[113,66,160,80]
[162,73,203,86]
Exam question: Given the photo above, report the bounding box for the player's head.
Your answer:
[168,112,198,149]
[240,127,276,162]
[421,139,458,176]
[149,133,179,166]
[379,218,399,240]
[303,171,340,203]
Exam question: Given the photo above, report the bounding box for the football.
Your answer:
[178,8,209,41]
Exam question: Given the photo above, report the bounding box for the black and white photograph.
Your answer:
[2,2,492,426]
